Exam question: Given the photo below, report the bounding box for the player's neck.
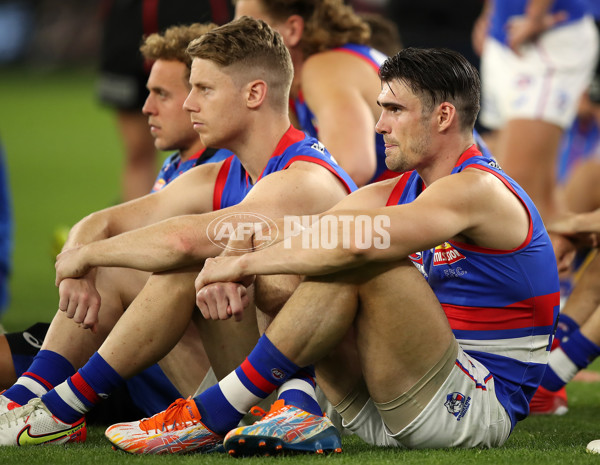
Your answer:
[417,137,473,186]
[235,114,292,184]
[179,140,207,162]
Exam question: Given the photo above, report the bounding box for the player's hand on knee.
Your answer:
[55,246,91,285]
[196,282,249,322]
[58,277,101,331]
[195,256,254,291]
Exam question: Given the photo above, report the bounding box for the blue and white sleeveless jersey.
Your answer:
[386,145,560,429]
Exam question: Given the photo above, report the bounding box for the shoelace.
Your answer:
[249,399,287,422]
[139,397,199,434]
[0,398,44,428]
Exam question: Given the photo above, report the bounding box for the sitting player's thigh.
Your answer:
[390,346,511,449]
[343,345,511,449]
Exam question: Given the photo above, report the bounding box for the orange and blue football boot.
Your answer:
[224,399,342,457]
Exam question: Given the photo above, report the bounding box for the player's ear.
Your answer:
[437,102,456,132]
[279,14,304,48]
[246,80,267,109]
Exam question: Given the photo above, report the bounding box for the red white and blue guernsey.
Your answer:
[212,125,357,210]
[386,145,560,430]
[291,43,396,184]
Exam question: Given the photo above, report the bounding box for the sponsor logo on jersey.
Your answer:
[515,73,532,89]
[152,178,166,192]
[409,252,423,265]
[488,159,502,170]
[433,243,466,266]
[444,392,471,421]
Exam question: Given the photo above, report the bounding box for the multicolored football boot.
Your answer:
[224,399,342,457]
[105,397,223,454]
[0,397,86,446]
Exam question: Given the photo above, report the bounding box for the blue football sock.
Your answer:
[194,334,300,434]
[5,350,74,405]
[561,330,600,369]
[542,330,600,391]
[43,352,123,423]
[278,366,323,416]
[554,313,579,345]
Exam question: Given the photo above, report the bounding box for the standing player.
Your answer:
[98,0,233,201]
[472,0,599,221]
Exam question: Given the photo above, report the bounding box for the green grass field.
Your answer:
[0,66,599,463]
[0,65,124,330]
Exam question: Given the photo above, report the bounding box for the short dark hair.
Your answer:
[379,48,480,130]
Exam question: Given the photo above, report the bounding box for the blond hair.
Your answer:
[187,16,293,111]
[140,23,218,71]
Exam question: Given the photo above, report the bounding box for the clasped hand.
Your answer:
[195,256,255,322]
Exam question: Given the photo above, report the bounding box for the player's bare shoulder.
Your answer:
[444,165,530,249]
[303,49,374,81]
[255,157,350,207]
[301,50,379,96]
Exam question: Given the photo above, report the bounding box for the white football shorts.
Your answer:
[480,15,599,130]
[342,345,512,449]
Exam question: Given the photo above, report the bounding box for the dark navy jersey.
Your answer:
[212,126,357,211]
[386,145,560,429]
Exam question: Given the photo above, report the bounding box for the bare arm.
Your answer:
[56,162,349,282]
[301,52,379,187]
[472,0,492,56]
[62,162,220,251]
[194,178,398,319]
[549,209,600,235]
[196,169,530,284]
[547,210,600,251]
